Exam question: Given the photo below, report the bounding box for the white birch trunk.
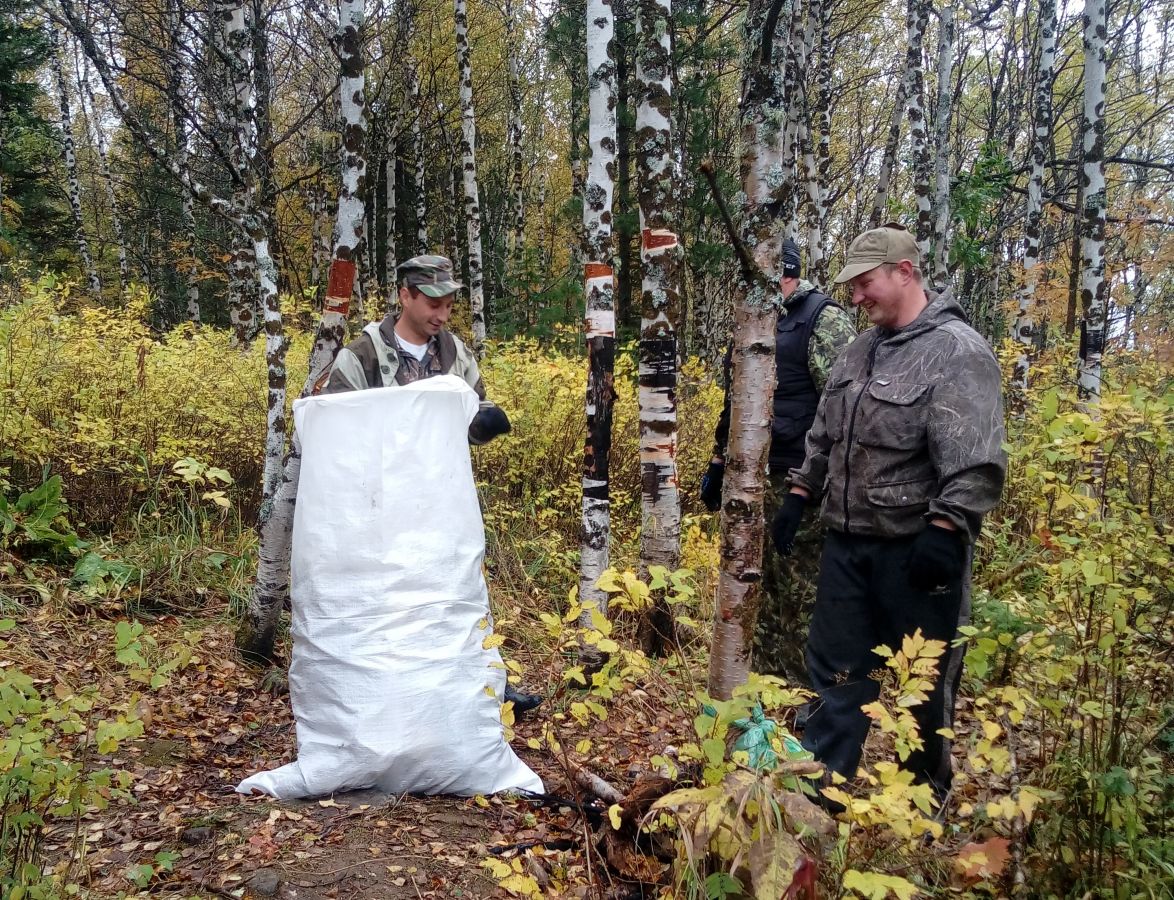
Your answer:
[384,151,398,291]
[506,0,525,267]
[905,0,932,261]
[870,51,908,228]
[1077,0,1106,400]
[50,33,101,298]
[578,0,617,641]
[77,58,129,296]
[167,0,200,323]
[454,0,486,350]
[1012,0,1056,388]
[408,59,427,253]
[309,0,368,386]
[930,2,956,284]
[636,0,681,654]
[708,0,786,699]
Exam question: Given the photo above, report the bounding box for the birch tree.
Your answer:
[905,0,932,260]
[708,0,787,699]
[1012,0,1056,389]
[1077,0,1106,400]
[167,0,200,324]
[454,0,486,349]
[76,57,128,295]
[49,31,100,297]
[930,1,956,284]
[635,0,681,655]
[307,0,367,385]
[577,0,618,650]
[870,51,908,228]
[505,0,525,267]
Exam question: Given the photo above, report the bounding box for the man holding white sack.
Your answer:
[318,254,543,715]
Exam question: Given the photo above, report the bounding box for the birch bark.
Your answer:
[49,32,101,298]
[167,0,201,324]
[930,1,956,284]
[635,0,681,655]
[869,51,908,228]
[506,0,525,267]
[1077,0,1106,400]
[1012,0,1056,389]
[77,58,128,296]
[708,0,787,699]
[905,0,932,260]
[578,0,618,647]
[455,0,487,350]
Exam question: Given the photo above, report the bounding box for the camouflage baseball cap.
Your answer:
[398,255,463,297]
[832,223,920,285]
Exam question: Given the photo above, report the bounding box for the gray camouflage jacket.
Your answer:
[789,288,1006,542]
[320,315,503,444]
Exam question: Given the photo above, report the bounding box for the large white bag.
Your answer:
[237,375,543,799]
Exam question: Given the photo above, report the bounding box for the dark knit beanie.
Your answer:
[782,239,801,278]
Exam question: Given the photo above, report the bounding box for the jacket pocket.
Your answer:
[855,380,930,449]
[865,478,936,508]
[821,379,851,441]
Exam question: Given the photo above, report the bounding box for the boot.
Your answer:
[504,685,543,717]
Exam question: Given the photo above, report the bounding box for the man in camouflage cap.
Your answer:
[321,254,543,715]
[774,223,1006,812]
[701,238,856,689]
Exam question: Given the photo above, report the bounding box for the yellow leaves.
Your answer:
[843,869,920,899]
[481,857,540,897]
[608,803,623,830]
[481,632,506,650]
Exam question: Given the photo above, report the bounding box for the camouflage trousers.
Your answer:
[752,471,824,689]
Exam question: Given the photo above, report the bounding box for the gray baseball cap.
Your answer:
[398,255,463,297]
[832,223,920,284]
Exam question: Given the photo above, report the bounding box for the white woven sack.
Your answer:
[237,375,543,799]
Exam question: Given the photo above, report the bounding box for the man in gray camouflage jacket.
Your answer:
[773,224,1007,807]
[320,255,542,715]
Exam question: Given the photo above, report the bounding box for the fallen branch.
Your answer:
[569,761,624,804]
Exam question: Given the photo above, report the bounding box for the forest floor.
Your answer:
[7,598,702,899]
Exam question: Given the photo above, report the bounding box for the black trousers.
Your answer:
[802,529,969,797]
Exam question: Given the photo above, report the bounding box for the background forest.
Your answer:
[0,0,1172,895]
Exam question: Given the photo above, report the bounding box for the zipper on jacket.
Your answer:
[841,335,882,533]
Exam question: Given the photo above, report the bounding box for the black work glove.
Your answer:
[469,406,511,445]
[771,492,807,556]
[700,461,725,511]
[907,524,967,591]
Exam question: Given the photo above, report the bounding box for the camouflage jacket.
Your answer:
[789,288,1006,542]
[321,315,503,444]
[713,282,856,464]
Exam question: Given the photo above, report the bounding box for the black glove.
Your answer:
[771,492,807,556]
[700,461,725,511]
[907,524,967,591]
[469,406,511,445]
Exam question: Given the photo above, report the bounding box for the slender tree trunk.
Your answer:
[778,0,803,236]
[77,59,129,296]
[308,0,367,385]
[930,1,956,284]
[221,0,257,345]
[1012,0,1056,388]
[708,0,786,700]
[1077,0,1106,400]
[50,33,101,298]
[578,0,618,650]
[240,0,367,664]
[810,0,832,287]
[309,177,325,303]
[635,0,681,656]
[384,150,398,290]
[407,60,427,253]
[870,51,908,228]
[905,0,932,259]
[454,0,486,349]
[506,0,525,268]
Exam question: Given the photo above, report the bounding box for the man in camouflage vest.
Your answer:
[321,255,543,715]
[775,224,1006,808]
[701,238,856,688]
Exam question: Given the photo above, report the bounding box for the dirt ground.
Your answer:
[14,606,678,899]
